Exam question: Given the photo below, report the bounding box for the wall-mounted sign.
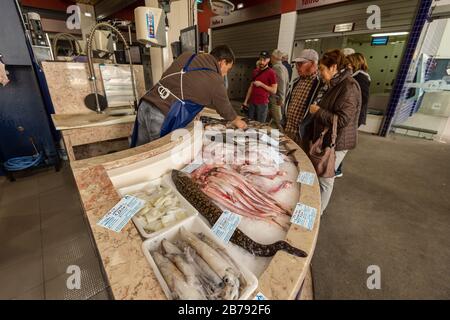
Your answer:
[333,22,355,33]
[297,0,351,10]
[371,36,389,46]
[211,17,224,27]
[210,0,235,16]
[209,0,280,28]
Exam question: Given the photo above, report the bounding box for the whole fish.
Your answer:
[152,251,206,300]
[179,227,240,300]
[172,170,308,258]
[196,233,247,290]
[179,242,223,289]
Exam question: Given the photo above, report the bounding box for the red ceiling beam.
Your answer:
[20,0,74,12]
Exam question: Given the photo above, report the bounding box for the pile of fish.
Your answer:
[194,127,298,230]
[191,165,291,230]
[172,170,307,258]
[132,185,188,234]
[201,116,283,132]
[151,227,244,300]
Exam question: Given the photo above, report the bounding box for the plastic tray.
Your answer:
[142,216,259,300]
[117,174,198,239]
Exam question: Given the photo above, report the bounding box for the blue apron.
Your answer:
[130,54,214,147]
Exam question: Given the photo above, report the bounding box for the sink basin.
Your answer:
[106,108,135,117]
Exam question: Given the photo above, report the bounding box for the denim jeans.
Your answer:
[136,100,165,146]
[248,103,268,123]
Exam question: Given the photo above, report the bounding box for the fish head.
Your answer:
[222,269,240,300]
[171,169,189,181]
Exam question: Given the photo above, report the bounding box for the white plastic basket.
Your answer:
[142,216,259,300]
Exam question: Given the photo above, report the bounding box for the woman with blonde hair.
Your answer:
[333,52,371,178]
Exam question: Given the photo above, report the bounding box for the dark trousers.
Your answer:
[136,101,165,146]
[248,103,268,123]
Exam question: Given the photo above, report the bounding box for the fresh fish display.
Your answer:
[132,185,188,234]
[172,170,308,258]
[192,166,291,229]
[150,230,245,300]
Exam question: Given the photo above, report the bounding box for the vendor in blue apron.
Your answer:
[132,45,247,147]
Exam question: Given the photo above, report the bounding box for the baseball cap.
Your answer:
[293,49,319,64]
[259,51,270,59]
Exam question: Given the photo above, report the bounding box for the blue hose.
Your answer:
[3,153,44,172]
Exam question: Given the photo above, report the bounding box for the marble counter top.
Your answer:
[52,113,136,131]
[70,118,321,300]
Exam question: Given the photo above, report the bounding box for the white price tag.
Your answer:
[181,161,203,173]
[268,147,284,165]
[290,203,317,231]
[260,133,279,147]
[97,195,145,233]
[253,292,268,300]
[297,171,316,186]
[211,210,241,244]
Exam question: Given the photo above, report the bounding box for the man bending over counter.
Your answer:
[133,45,247,146]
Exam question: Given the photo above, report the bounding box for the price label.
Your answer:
[297,171,316,186]
[253,292,268,300]
[290,203,317,231]
[259,133,279,147]
[211,210,241,244]
[268,147,285,165]
[97,195,145,233]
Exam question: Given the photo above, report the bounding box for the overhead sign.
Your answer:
[333,22,355,33]
[297,0,351,10]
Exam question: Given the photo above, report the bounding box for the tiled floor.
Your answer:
[0,163,111,300]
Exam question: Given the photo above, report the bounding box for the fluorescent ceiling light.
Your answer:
[84,12,92,17]
[237,3,244,9]
[305,39,319,42]
[371,32,409,37]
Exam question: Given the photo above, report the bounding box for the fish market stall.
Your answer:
[70,111,321,300]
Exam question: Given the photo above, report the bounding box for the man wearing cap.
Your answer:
[283,49,322,148]
[268,49,289,130]
[242,51,278,123]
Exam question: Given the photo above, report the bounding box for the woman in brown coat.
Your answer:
[309,49,361,213]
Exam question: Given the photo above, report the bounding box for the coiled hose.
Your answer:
[4,153,43,172]
[52,33,83,60]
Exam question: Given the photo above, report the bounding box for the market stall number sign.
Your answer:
[297,171,316,186]
[291,203,317,231]
[211,210,241,244]
[97,195,145,232]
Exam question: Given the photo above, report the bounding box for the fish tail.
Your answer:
[277,241,308,258]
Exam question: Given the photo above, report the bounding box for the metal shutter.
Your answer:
[212,16,281,58]
[295,0,419,40]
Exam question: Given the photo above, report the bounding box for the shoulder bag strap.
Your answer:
[252,67,270,81]
[330,115,338,147]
